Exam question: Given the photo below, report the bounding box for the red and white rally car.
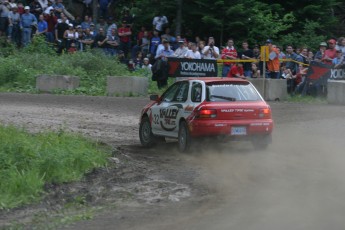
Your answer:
[139,78,274,152]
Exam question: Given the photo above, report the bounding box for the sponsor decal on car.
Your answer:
[159,108,179,131]
[221,109,254,113]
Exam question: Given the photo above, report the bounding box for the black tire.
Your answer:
[251,134,272,150]
[178,121,192,152]
[139,116,155,147]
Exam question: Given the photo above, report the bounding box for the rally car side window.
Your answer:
[161,83,180,102]
[191,82,202,102]
[174,82,189,102]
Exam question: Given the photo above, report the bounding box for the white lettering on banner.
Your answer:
[331,69,345,79]
[181,62,216,72]
[180,72,206,76]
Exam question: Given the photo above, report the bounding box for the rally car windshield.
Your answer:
[206,82,262,102]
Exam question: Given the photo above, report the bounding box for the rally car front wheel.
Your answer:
[139,116,155,147]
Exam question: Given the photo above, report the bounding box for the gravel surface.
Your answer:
[1,93,345,230]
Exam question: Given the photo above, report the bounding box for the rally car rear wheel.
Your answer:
[178,121,191,152]
[139,116,155,147]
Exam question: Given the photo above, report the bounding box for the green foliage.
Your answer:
[0,39,136,95]
[130,0,344,50]
[0,125,110,209]
[280,20,327,51]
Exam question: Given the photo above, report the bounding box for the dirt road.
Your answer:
[1,93,345,230]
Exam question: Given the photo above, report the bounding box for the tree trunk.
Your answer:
[93,0,98,23]
[175,0,182,36]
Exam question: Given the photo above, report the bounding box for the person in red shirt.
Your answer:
[44,9,58,43]
[227,62,245,78]
[322,39,337,65]
[221,38,238,77]
[118,20,132,58]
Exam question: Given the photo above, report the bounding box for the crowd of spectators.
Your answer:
[1,1,344,94]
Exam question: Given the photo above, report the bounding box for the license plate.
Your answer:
[231,126,247,135]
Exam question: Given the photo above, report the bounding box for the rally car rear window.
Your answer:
[206,82,262,102]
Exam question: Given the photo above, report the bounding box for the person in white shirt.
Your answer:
[185,43,201,59]
[152,14,168,34]
[173,39,188,58]
[202,36,219,59]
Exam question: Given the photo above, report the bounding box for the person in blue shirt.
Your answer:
[36,14,47,36]
[21,6,37,47]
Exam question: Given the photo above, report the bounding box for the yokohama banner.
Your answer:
[167,58,218,77]
[306,61,345,84]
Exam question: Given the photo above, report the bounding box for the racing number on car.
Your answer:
[153,114,160,125]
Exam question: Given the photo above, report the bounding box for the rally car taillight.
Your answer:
[196,109,217,118]
[258,108,271,119]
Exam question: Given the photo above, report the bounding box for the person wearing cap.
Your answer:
[265,39,280,79]
[0,0,10,37]
[314,42,327,62]
[322,39,337,65]
[63,22,76,50]
[89,22,97,36]
[154,39,173,89]
[173,39,188,58]
[20,6,37,47]
[7,4,20,46]
[118,20,132,57]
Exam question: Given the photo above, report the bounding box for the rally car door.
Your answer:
[150,81,189,138]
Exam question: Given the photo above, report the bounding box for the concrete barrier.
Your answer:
[107,76,149,96]
[327,80,345,105]
[248,78,288,101]
[36,75,80,92]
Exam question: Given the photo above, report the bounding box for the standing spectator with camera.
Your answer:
[202,36,219,60]
[44,8,57,43]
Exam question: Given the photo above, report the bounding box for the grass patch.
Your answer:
[0,125,110,210]
[287,95,327,104]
